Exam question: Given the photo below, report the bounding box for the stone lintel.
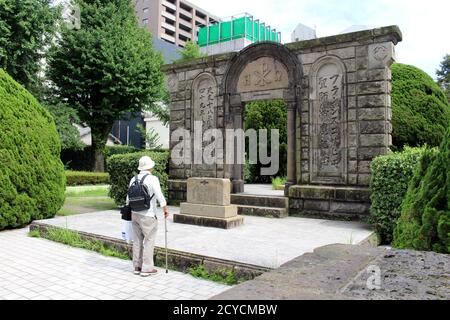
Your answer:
[287,26,402,53]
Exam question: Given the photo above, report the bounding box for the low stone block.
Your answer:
[303,200,330,212]
[330,201,370,215]
[186,178,231,206]
[173,213,244,229]
[180,203,238,219]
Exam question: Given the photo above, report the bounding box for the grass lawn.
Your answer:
[58,185,118,216]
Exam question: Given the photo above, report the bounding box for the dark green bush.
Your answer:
[65,171,110,186]
[370,147,427,244]
[392,63,450,149]
[0,69,65,230]
[107,151,169,205]
[393,125,450,253]
[61,145,139,171]
[244,100,287,183]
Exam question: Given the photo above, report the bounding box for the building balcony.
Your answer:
[162,0,176,11]
[161,10,176,21]
[178,28,192,39]
[178,18,193,30]
[161,32,176,44]
[162,21,176,33]
[179,7,193,19]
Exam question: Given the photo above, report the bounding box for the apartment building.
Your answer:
[134,0,220,47]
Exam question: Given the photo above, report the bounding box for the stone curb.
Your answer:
[29,222,270,281]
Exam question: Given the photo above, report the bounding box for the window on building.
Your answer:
[142,18,148,25]
[143,7,149,14]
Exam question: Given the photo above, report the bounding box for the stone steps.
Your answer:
[231,194,289,218]
[237,205,288,218]
[231,194,288,208]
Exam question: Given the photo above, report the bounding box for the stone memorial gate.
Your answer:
[163,26,402,219]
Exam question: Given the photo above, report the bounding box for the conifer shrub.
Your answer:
[393,125,450,253]
[0,69,65,230]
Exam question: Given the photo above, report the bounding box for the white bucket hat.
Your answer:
[138,156,155,171]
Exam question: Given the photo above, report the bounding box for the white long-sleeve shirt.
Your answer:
[126,171,167,217]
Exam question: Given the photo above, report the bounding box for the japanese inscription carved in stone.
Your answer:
[192,73,218,176]
[237,57,289,93]
[193,73,217,130]
[310,57,347,184]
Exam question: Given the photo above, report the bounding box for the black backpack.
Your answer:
[127,174,155,212]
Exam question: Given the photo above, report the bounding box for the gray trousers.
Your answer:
[132,214,158,272]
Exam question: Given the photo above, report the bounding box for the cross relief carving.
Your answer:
[237,57,289,93]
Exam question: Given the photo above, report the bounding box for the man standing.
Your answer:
[127,156,169,277]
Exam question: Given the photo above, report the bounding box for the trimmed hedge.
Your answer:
[370,147,426,244]
[394,125,450,253]
[61,145,140,171]
[0,69,65,230]
[392,63,450,149]
[66,171,110,186]
[107,151,169,206]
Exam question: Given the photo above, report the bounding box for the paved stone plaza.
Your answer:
[38,206,373,268]
[0,229,229,300]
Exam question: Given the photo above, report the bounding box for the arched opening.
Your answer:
[223,42,303,194]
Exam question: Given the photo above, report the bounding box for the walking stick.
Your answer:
[165,215,168,274]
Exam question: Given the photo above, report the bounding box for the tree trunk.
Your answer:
[90,125,111,172]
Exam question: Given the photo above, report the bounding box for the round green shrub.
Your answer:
[391,63,450,149]
[0,69,65,230]
[107,151,169,206]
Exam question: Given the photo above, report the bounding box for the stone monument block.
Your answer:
[175,178,244,229]
[187,178,231,206]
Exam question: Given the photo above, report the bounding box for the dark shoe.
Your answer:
[133,267,141,275]
[140,269,158,277]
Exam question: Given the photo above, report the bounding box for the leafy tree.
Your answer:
[48,0,165,171]
[393,124,450,253]
[177,40,207,61]
[391,63,450,149]
[436,54,450,103]
[0,0,58,95]
[244,100,287,183]
[44,103,84,151]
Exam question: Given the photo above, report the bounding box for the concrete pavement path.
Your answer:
[0,228,230,300]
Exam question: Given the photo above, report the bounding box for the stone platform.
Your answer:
[212,244,450,300]
[36,207,374,269]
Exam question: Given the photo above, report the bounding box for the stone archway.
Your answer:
[222,42,303,193]
[164,25,402,218]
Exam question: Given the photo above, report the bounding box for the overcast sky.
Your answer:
[191,0,450,79]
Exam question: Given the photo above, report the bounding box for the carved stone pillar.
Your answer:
[232,105,244,193]
[286,102,297,194]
